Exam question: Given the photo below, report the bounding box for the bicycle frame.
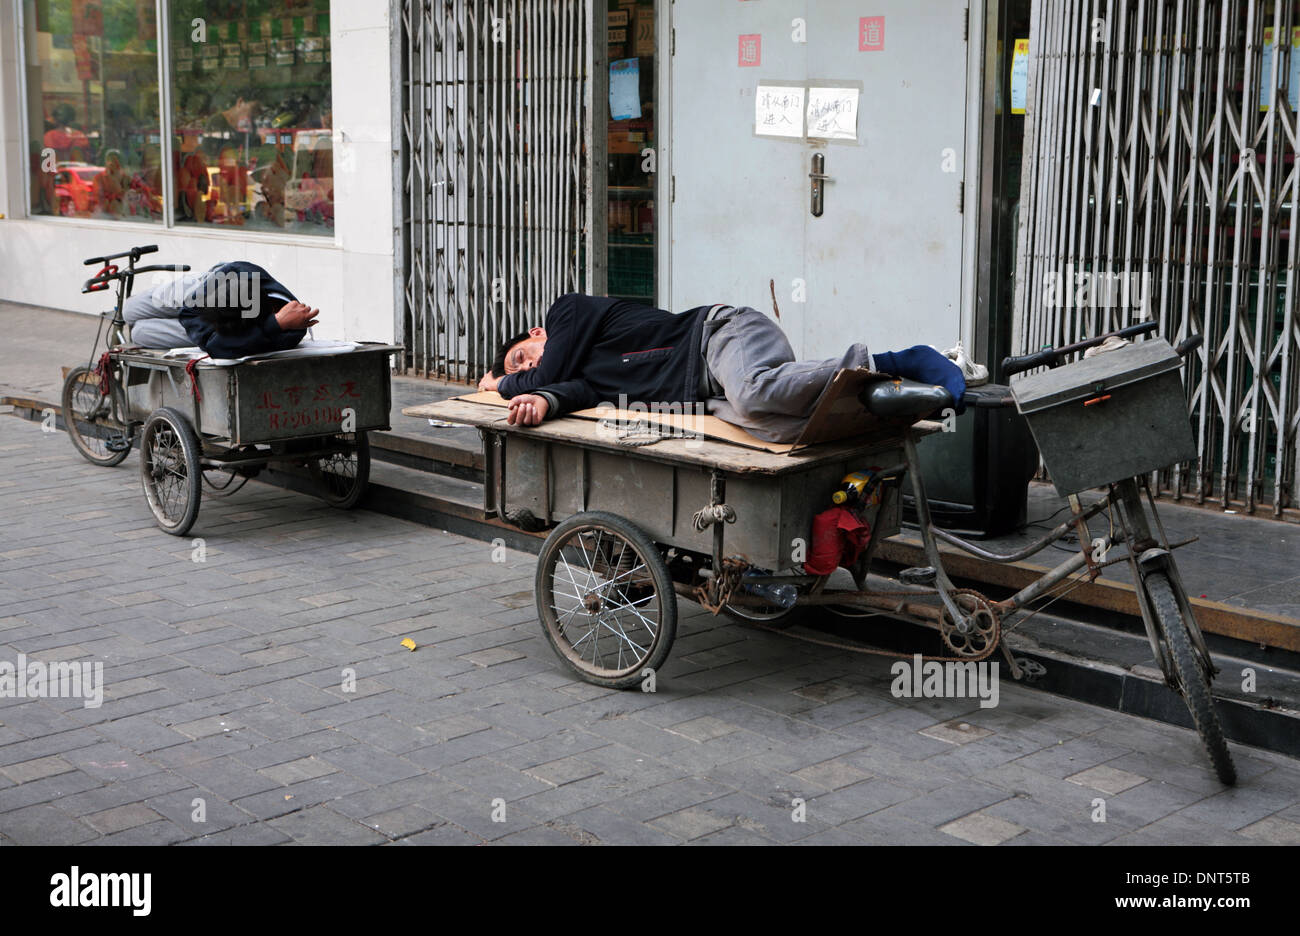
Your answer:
[899,429,1214,687]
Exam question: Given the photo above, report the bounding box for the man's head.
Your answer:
[491,326,547,377]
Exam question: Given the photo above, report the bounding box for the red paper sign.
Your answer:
[859,16,885,51]
[738,34,761,67]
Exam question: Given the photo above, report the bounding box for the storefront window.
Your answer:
[22,0,163,222]
[168,0,333,234]
[606,0,656,304]
[21,1,332,235]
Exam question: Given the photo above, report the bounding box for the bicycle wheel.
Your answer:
[61,365,130,466]
[1145,571,1236,785]
[139,407,202,536]
[309,432,370,509]
[536,511,676,689]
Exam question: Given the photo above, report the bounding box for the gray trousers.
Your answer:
[123,271,205,349]
[127,318,190,348]
[704,307,871,443]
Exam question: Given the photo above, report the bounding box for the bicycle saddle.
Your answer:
[859,378,954,419]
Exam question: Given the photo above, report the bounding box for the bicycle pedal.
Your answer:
[899,566,937,586]
[105,435,130,453]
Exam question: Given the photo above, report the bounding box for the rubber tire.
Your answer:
[61,365,130,467]
[139,407,202,537]
[1146,571,1237,785]
[535,511,677,689]
[310,431,370,509]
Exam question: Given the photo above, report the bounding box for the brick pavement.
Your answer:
[1,412,1299,845]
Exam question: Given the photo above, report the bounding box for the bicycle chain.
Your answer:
[739,586,1004,665]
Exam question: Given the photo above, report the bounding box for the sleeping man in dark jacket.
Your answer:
[124,260,318,359]
[477,293,966,443]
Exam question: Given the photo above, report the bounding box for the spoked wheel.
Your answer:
[309,432,370,509]
[1145,571,1236,785]
[536,511,676,689]
[61,365,130,466]
[139,407,202,536]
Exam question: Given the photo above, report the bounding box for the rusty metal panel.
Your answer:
[124,361,232,438]
[230,352,395,445]
[1014,0,1300,519]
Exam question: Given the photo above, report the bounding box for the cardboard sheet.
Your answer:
[452,391,796,453]
[448,369,898,454]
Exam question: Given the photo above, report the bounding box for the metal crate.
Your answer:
[484,428,903,573]
[120,344,399,445]
[1012,339,1196,495]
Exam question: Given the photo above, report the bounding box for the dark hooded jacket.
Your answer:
[496,293,711,416]
[177,261,305,359]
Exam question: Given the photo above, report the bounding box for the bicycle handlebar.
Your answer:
[83,244,158,266]
[1002,321,1159,377]
[81,263,191,294]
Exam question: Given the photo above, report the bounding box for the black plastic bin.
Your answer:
[902,383,1040,538]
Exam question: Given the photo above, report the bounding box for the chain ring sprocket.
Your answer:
[938,589,1000,659]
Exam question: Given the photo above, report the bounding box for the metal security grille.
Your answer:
[1014,0,1300,519]
[396,0,596,381]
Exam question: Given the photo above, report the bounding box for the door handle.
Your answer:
[809,153,831,217]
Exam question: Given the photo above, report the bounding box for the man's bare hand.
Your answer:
[477,372,501,393]
[507,394,549,426]
[275,300,319,331]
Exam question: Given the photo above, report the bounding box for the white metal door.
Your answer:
[670,0,970,360]
[669,0,810,350]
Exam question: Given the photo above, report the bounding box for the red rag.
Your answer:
[804,505,872,576]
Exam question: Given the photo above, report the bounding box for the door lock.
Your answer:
[809,153,831,217]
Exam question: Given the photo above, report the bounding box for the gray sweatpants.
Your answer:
[122,271,205,349]
[704,307,871,443]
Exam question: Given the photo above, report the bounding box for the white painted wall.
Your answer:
[0,1,396,345]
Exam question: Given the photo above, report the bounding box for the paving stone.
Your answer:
[1173,784,1299,832]
[939,810,1029,845]
[979,794,1126,845]
[0,803,97,845]
[361,803,443,839]
[258,756,339,786]
[269,805,388,844]
[524,756,602,787]
[649,805,735,841]
[793,758,873,792]
[609,776,733,822]
[1238,815,1300,844]
[561,805,678,845]
[792,678,858,704]
[0,754,74,784]
[233,771,373,822]
[919,719,995,745]
[490,822,588,846]
[84,802,164,834]
[460,646,528,668]
[399,823,484,845]
[666,715,738,742]
[1066,763,1149,795]
[144,788,255,836]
